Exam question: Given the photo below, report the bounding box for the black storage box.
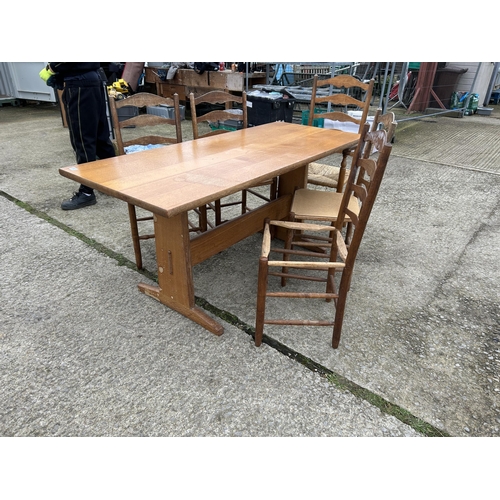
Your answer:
[247,94,295,126]
[116,105,139,122]
[209,119,244,132]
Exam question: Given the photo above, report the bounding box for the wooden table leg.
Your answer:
[278,163,308,197]
[138,211,224,336]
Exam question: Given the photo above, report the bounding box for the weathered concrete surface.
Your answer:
[1,101,499,437]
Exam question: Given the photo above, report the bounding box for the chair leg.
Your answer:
[270,177,278,200]
[336,149,349,193]
[199,205,208,232]
[332,275,349,348]
[255,256,269,346]
[326,267,337,303]
[281,213,295,287]
[215,199,223,226]
[241,190,248,215]
[128,203,143,270]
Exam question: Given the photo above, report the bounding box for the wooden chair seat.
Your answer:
[307,162,342,189]
[291,188,359,222]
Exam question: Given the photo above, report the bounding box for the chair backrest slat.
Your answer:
[351,183,368,203]
[109,92,183,155]
[363,109,397,157]
[190,91,248,140]
[309,74,374,134]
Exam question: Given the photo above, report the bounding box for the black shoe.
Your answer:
[61,191,96,210]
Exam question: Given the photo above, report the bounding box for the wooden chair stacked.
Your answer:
[254,122,395,349]
[109,92,183,270]
[190,90,277,228]
[294,109,397,253]
[308,107,396,189]
[306,74,375,193]
[364,108,397,154]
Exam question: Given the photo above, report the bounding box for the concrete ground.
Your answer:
[0,99,499,438]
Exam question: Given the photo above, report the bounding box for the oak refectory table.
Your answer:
[59,121,359,336]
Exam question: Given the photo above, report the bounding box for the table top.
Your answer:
[59,121,359,218]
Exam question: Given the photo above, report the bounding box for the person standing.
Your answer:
[39,62,116,210]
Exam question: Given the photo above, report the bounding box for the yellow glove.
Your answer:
[39,66,55,83]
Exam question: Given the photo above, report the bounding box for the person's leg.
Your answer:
[64,84,101,165]
[61,84,101,209]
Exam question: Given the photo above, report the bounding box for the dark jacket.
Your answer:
[49,63,100,79]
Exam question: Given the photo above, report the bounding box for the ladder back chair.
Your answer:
[293,113,396,255]
[308,108,396,190]
[254,126,393,349]
[189,90,277,228]
[109,92,184,270]
[306,74,375,192]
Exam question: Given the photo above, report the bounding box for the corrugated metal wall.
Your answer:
[0,62,56,102]
[0,62,16,98]
[454,62,496,105]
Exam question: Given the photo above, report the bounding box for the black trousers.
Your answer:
[62,80,115,194]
